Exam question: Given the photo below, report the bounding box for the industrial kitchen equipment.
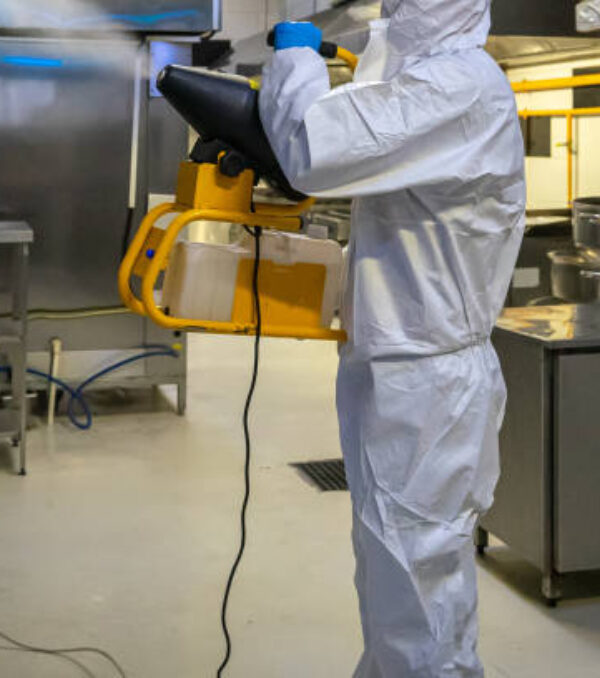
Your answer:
[480,305,600,605]
[0,1,222,412]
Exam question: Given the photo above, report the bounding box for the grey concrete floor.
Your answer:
[0,335,598,678]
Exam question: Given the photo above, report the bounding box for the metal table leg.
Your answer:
[542,572,562,607]
[177,378,187,417]
[13,243,29,476]
[13,350,27,476]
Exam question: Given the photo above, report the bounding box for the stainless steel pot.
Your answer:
[549,249,600,303]
[573,198,600,251]
[580,270,600,301]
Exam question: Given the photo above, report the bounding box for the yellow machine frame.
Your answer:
[120,47,359,343]
[118,162,345,341]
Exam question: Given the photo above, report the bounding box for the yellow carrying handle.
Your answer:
[137,207,345,341]
[337,47,359,72]
[119,203,308,316]
[118,203,178,316]
[266,29,358,73]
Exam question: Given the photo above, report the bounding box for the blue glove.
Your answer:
[274,22,323,52]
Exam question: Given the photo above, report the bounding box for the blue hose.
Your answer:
[0,348,179,431]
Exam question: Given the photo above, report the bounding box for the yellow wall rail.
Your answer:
[513,76,600,206]
[512,74,600,93]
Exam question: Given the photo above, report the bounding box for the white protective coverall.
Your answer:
[260,1,526,676]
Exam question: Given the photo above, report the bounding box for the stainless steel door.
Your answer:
[0,36,187,390]
[555,353,600,572]
[0,38,137,310]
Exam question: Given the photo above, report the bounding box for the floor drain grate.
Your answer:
[293,459,348,492]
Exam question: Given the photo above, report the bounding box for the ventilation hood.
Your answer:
[223,0,600,76]
[0,0,221,35]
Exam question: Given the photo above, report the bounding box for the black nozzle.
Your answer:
[319,42,339,59]
[157,65,306,202]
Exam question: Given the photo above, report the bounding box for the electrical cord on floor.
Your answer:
[0,348,181,674]
[0,630,128,677]
[0,645,96,677]
[0,306,130,321]
[217,226,263,678]
[0,346,179,431]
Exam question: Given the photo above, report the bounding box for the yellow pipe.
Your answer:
[567,114,574,206]
[512,74,600,93]
[519,107,600,118]
[516,109,600,208]
[337,47,359,72]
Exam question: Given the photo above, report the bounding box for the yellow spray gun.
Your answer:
[118,40,357,342]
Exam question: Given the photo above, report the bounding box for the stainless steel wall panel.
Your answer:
[0,1,220,34]
[0,39,137,318]
[0,35,187,400]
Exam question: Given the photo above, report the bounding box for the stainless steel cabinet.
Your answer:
[0,221,33,475]
[480,305,600,604]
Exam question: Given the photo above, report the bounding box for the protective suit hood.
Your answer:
[381,0,491,57]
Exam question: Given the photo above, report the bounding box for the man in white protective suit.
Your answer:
[260,0,526,676]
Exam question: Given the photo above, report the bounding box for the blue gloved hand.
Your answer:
[274,22,323,52]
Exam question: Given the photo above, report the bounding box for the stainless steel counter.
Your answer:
[480,305,600,604]
[498,304,600,348]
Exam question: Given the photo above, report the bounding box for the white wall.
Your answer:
[508,58,600,210]
[221,0,333,42]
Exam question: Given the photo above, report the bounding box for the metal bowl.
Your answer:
[573,197,600,251]
[549,249,600,303]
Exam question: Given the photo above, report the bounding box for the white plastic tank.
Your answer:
[162,231,344,328]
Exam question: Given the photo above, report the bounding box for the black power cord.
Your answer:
[217,226,263,678]
[0,630,128,677]
[0,645,96,677]
[0,230,262,678]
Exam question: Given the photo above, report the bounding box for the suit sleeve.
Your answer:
[259,48,497,199]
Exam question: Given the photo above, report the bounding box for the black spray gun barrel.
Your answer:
[157,65,305,202]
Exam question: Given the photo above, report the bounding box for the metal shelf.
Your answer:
[0,220,33,475]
